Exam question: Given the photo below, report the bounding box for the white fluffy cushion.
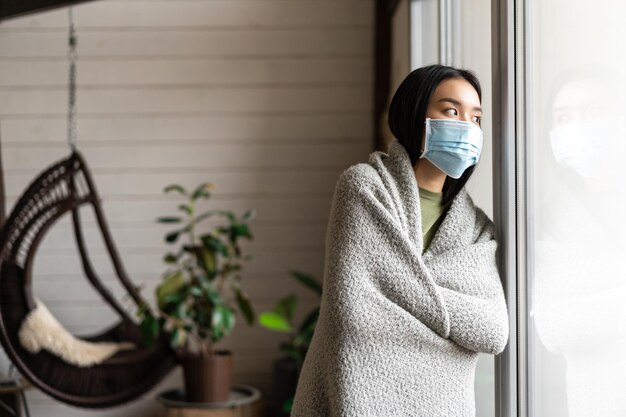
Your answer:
[18,298,135,367]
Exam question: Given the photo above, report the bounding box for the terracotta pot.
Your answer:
[180,349,234,403]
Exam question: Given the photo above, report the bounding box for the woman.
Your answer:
[290,64,509,417]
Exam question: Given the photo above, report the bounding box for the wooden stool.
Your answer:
[157,384,262,417]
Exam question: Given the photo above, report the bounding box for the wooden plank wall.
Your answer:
[0,1,374,415]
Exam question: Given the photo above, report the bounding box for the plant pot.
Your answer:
[180,349,234,403]
[270,356,300,417]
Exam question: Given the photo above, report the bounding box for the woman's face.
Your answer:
[551,78,618,128]
[549,77,625,190]
[422,77,482,146]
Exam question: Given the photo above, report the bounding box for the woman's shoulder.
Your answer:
[472,202,497,242]
[335,162,386,200]
[337,163,384,192]
[453,188,497,242]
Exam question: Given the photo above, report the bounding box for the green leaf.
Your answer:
[203,286,221,305]
[293,318,317,347]
[212,305,226,330]
[164,184,187,195]
[241,209,256,222]
[156,271,186,309]
[211,305,236,342]
[192,210,218,225]
[279,341,298,358]
[182,244,196,253]
[231,223,252,239]
[161,292,186,309]
[174,302,189,320]
[165,230,181,243]
[273,294,297,322]
[278,341,295,360]
[282,397,293,413]
[189,286,203,297]
[169,326,183,348]
[224,307,236,330]
[195,273,210,287]
[140,314,159,347]
[194,246,216,277]
[201,234,228,257]
[163,253,178,264]
[234,287,255,325]
[192,190,210,201]
[258,312,292,332]
[191,182,212,201]
[298,308,319,334]
[178,204,192,215]
[221,211,236,223]
[157,271,185,297]
[156,216,183,223]
[291,270,322,296]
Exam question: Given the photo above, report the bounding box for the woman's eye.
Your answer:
[554,114,569,125]
[473,116,481,124]
[587,106,602,117]
[445,108,458,116]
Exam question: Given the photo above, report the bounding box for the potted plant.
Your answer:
[137,182,257,403]
[257,270,322,416]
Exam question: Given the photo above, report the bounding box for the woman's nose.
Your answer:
[460,113,473,122]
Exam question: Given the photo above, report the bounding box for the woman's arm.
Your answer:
[328,167,508,354]
[436,285,509,354]
[430,213,509,354]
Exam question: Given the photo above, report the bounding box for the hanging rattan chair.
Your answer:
[0,150,177,408]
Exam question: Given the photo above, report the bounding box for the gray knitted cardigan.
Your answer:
[291,138,509,417]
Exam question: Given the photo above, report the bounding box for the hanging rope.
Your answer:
[67,6,77,151]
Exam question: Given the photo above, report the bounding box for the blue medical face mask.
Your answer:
[419,117,483,179]
[549,116,626,179]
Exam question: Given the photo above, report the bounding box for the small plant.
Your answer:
[258,270,322,368]
[258,270,322,415]
[138,182,257,356]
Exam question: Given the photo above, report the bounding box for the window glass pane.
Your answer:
[410,0,439,69]
[529,1,626,416]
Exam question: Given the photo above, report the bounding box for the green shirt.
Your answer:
[418,186,444,253]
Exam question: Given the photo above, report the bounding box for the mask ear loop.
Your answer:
[420,118,431,159]
[467,131,483,165]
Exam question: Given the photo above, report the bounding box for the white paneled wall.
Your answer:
[0,1,374,415]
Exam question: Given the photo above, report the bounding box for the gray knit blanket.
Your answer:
[291,138,509,417]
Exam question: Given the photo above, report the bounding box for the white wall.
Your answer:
[460,0,493,216]
[0,1,374,415]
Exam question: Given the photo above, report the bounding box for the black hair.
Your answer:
[539,66,624,194]
[387,64,482,211]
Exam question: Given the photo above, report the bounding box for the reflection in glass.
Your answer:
[530,26,626,417]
